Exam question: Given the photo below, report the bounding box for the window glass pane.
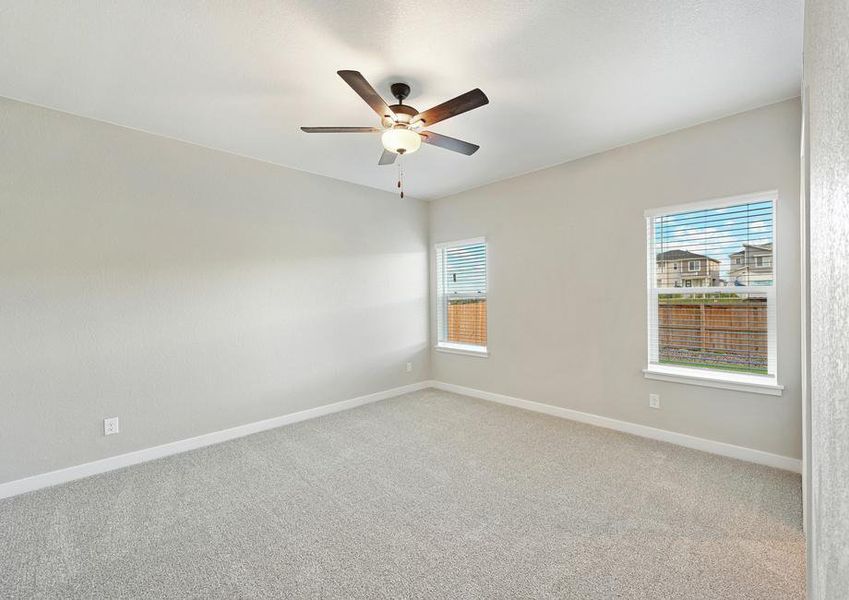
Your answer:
[437,240,487,349]
[653,200,773,288]
[656,291,769,375]
[444,243,486,295]
[648,198,775,378]
[446,298,487,346]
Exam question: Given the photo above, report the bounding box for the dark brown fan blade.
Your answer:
[300,127,380,133]
[419,131,480,155]
[378,149,397,165]
[412,89,488,127]
[337,70,396,120]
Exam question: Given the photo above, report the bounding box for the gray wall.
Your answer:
[430,99,802,459]
[0,98,430,484]
[804,0,849,596]
[1,94,806,488]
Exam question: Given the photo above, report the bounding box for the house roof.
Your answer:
[729,242,773,256]
[656,250,719,263]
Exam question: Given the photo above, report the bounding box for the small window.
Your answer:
[435,238,488,355]
[645,193,779,394]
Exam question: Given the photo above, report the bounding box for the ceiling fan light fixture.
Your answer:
[381,126,421,155]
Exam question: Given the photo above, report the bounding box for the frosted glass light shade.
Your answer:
[381,127,422,154]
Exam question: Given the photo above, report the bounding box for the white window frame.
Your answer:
[434,237,489,357]
[688,260,700,272]
[644,191,783,395]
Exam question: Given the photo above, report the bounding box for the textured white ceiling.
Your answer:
[0,1,802,199]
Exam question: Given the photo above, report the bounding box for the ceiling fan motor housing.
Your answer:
[383,103,417,128]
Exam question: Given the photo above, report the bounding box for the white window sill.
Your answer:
[643,365,783,396]
[434,343,489,358]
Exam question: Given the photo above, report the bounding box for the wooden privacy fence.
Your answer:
[446,298,766,368]
[447,299,487,346]
[658,300,767,367]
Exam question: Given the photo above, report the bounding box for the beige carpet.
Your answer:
[0,388,805,599]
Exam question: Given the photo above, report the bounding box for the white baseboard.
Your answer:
[0,381,432,500]
[431,381,802,473]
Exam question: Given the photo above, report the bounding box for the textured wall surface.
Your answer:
[0,98,429,484]
[805,0,849,596]
[430,99,803,459]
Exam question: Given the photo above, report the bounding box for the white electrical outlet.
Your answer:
[649,394,661,409]
[104,417,120,436]
[405,362,413,373]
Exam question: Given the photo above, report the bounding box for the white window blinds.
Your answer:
[436,238,487,352]
[646,195,776,381]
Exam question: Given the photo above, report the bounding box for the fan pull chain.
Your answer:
[397,155,404,199]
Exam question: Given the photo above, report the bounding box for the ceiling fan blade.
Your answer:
[378,149,397,165]
[412,89,488,127]
[337,70,396,121]
[300,126,380,133]
[420,131,480,155]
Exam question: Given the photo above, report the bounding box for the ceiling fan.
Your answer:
[301,70,489,166]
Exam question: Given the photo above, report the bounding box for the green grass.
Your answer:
[659,359,768,375]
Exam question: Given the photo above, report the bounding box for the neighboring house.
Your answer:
[728,243,773,285]
[656,250,721,287]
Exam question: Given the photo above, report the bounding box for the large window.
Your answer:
[645,193,781,394]
[435,238,488,356]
